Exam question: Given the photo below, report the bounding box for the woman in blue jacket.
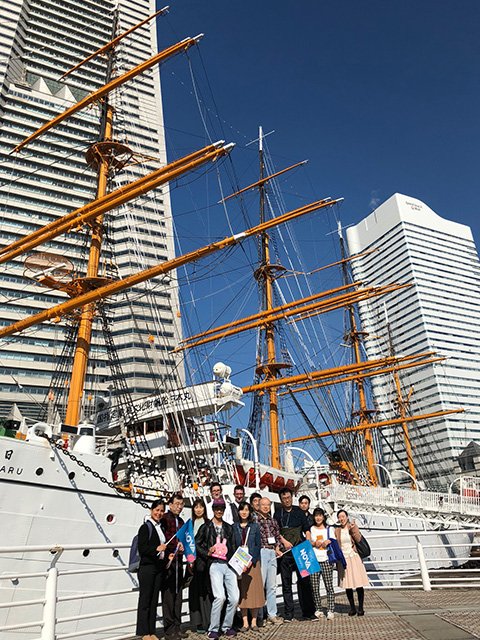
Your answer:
[233,501,265,632]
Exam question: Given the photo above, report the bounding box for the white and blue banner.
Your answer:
[291,540,321,577]
[175,519,196,563]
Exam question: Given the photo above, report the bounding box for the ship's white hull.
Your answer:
[0,437,145,639]
[0,437,475,639]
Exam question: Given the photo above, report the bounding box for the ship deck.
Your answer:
[137,588,480,640]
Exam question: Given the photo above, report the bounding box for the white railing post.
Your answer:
[415,536,431,591]
[42,547,63,640]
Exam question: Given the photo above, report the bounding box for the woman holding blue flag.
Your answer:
[309,508,336,620]
[233,501,264,632]
[135,499,167,640]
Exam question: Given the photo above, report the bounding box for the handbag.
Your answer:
[355,534,371,559]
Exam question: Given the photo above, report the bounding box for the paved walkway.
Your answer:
[184,589,480,640]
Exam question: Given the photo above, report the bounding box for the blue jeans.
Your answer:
[260,548,277,618]
[209,561,240,632]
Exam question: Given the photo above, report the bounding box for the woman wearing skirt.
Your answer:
[233,501,265,632]
[335,509,369,616]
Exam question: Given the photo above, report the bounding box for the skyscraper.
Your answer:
[346,194,480,489]
[0,0,183,420]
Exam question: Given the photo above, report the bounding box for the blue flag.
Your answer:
[175,519,196,563]
[291,540,321,577]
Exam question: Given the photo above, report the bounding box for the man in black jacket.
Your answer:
[196,498,239,639]
[274,488,315,621]
[230,484,245,523]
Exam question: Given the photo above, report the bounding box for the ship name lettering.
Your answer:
[5,449,13,460]
[0,465,23,475]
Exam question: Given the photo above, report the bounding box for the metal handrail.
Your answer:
[327,483,480,518]
[1,528,479,640]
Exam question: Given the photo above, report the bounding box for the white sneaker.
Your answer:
[326,611,335,620]
[314,611,324,619]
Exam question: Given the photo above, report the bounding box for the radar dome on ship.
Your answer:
[218,381,243,400]
[213,362,232,380]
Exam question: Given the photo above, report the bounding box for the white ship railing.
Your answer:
[1,529,479,640]
[326,483,480,518]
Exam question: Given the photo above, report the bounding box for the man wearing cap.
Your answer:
[196,497,239,639]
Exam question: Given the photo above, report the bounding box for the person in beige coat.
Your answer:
[334,509,369,616]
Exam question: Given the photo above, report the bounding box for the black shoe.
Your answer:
[357,609,365,616]
[348,609,357,616]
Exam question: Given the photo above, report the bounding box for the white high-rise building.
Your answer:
[346,194,480,489]
[0,0,183,420]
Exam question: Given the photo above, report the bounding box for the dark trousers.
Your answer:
[279,553,315,619]
[162,559,185,637]
[136,564,162,636]
[189,566,212,631]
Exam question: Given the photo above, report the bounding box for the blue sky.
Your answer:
[153,1,480,461]
[159,0,480,241]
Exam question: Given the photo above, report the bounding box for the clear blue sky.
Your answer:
[152,1,480,461]
[158,0,480,240]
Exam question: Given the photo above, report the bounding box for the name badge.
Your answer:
[267,536,276,545]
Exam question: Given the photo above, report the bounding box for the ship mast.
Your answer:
[6,10,216,427]
[385,304,418,489]
[254,127,289,469]
[64,105,114,425]
[65,17,117,425]
[338,222,378,485]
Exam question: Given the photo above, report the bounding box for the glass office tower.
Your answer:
[346,194,480,489]
[0,0,183,420]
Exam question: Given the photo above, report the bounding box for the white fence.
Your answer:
[326,483,480,518]
[1,529,479,640]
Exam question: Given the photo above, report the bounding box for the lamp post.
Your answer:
[372,463,394,495]
[448,476,479,494]
[448,476,479,514]
[395,469,420,491]
[238,428,260,491]
[287,446,320,504]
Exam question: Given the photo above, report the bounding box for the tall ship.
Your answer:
[1,4,480,640]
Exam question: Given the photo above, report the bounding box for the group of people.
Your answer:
[135,483,369,640]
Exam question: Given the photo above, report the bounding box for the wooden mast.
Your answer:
[64,103,113,426]
[338,223,378,485]
[66,8,119,426]
[8,12,206,426]
[385,304,418,489]
[256,127,282,469]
